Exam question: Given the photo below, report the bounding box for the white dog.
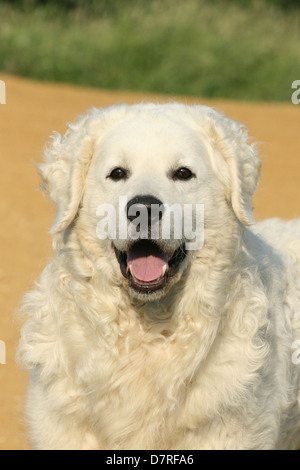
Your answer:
[18,103,300,450]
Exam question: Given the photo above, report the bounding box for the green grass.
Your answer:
[0,0,299,101]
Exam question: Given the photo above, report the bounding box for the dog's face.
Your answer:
[40,104,261,301]
[84,115,215,299]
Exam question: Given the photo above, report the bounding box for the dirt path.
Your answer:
[0,73,299,450]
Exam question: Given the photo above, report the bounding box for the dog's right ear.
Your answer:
[38,115,94,234]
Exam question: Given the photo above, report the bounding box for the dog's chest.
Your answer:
[81,335,188,448]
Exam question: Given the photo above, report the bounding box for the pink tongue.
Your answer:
[127,242,170,282]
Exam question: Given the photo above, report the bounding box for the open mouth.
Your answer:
[114,239,187,294]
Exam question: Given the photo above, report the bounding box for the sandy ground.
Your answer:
[0,73,299,450]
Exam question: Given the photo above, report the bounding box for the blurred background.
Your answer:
[0,0,299,450]
[0,0,300,100]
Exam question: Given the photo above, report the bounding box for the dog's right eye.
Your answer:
[108,168,128,181]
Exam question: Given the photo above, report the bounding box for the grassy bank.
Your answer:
[0,0,299,101]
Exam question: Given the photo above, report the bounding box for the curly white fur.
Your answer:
[18,103,300,449]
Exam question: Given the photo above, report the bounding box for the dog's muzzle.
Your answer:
[114,194,187,296]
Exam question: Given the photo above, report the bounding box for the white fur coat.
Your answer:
[18,103,300,449]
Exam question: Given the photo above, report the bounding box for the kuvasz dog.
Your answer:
[18,103,300,450]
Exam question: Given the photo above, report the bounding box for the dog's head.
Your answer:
[39,103,261,301]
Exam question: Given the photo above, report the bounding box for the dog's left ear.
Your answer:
[194,106,261,226]
[38,114,94,234]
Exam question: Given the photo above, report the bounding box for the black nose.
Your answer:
[126,195,164,222]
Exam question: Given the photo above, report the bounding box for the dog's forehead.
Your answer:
[95,113,208,167]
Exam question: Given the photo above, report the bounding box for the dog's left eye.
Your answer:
[172,167,194,181]
[108,167,128,181]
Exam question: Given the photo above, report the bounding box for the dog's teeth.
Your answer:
[161,264,167,277]
[129,265,133,276]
